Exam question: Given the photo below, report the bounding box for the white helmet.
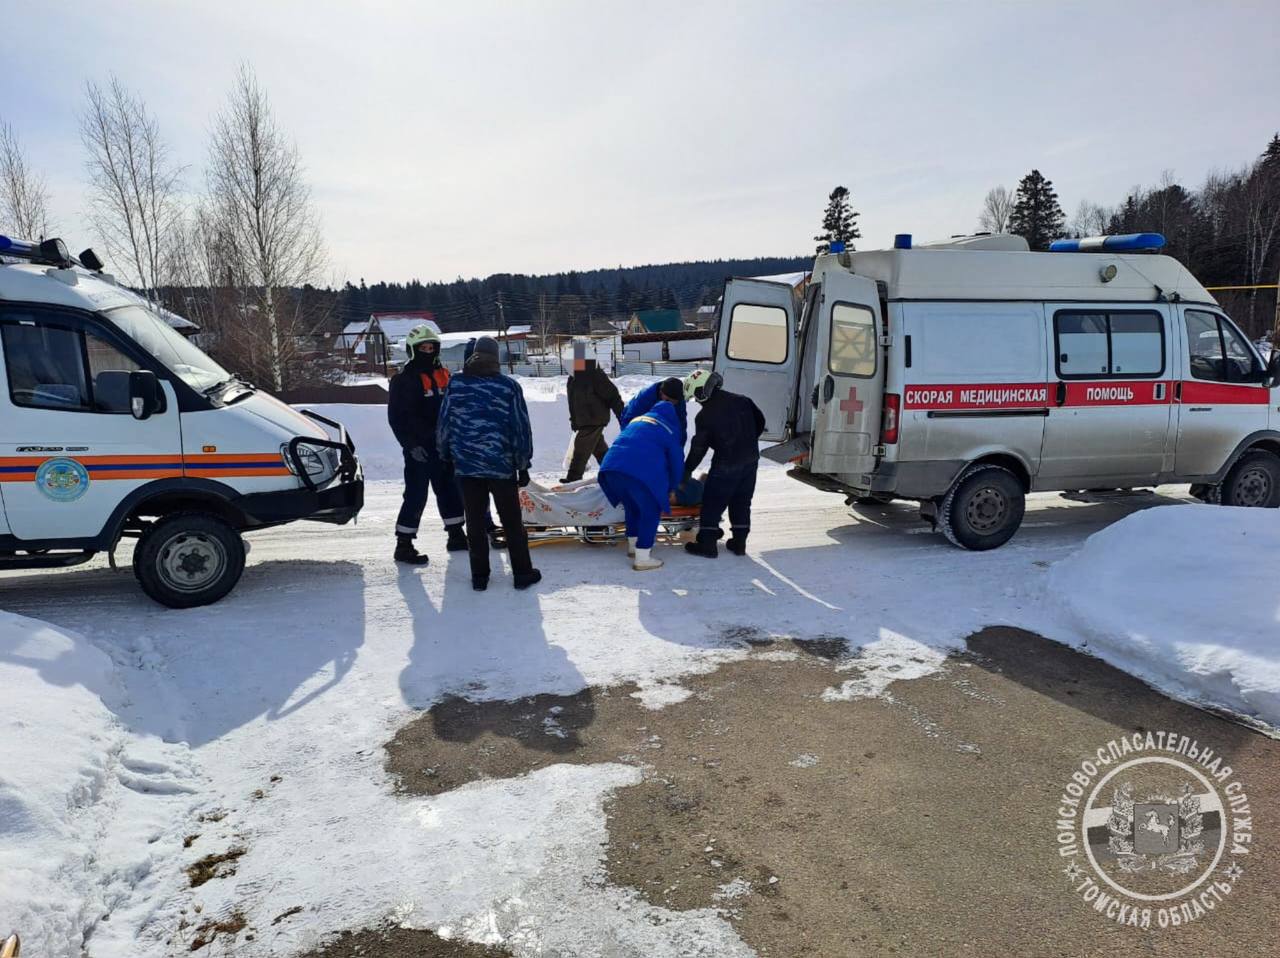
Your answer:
[684,369,722,402]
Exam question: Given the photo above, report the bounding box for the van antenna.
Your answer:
[1115,254,1169,303]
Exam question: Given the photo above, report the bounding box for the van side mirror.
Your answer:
[129,370,160,420]
[1267,350,1280,388]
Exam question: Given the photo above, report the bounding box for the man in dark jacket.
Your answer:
[387,325,466,565]
[562,343,624,482]
[681,370,766,558]
[437,336,541,591]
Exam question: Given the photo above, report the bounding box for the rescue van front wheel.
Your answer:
[938,464,1025,551]
[1220,451,1280,509]
[134,513,246,608]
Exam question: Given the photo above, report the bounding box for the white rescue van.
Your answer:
[714,232,1280,549]
[0,236,364,606]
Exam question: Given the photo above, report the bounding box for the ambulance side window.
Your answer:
[1055,313,1109,376]
[1054,310,1164,379]
[1185,310,1263,383]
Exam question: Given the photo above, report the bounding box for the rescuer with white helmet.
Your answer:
[681,369,765,558]
[386,323,466,564]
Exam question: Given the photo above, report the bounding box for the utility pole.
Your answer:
[497,291,511,373]
[1273,262,1280,348]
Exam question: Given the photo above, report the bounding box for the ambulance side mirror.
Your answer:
[1266,351,1280,388]
[129,370,160,420]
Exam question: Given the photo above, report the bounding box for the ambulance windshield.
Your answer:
[106,304,232,393]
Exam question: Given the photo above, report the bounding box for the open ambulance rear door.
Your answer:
[807,271,884,479]
[713,278,798,441]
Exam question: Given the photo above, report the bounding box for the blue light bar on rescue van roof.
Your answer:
[1048,233,1166,253]
[0,235,37,257]
[0,234,74,267]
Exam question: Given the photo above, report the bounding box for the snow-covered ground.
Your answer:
[2,379,1277,956]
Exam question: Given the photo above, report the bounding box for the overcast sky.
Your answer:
[3,1,1278,285]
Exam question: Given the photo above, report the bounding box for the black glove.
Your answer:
[517,468,530,487]
[409,446,429,463]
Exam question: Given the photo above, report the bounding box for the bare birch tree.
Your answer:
[0,120,53,239]
[206,65,325,391]
[978,185,1013,234]
[81,77,183,301]
[1069,200,1110,238]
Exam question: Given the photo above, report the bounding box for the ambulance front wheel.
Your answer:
[1220,450,1280,509]
[938,464,1025,551]
[134,512,247,608]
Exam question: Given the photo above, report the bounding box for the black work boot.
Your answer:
[684,531,719,558]
[394,534,429,566]
[513,568,543,590]
[726,533,748,556]
[472,575,489,591]
[446,526,468,552]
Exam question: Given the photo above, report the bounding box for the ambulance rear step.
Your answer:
[762,433,811,464]
[785,466,862,496]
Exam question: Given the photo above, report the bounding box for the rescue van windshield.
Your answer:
[106,303,232,393]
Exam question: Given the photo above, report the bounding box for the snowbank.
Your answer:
[1050,505,1280,727]
[0,612,121,955]
[301,375,659,482]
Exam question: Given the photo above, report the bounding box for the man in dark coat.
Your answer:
[387,325,466,565]
[681,370,766,558]
[562,343,624,482]
[437,336,541,591]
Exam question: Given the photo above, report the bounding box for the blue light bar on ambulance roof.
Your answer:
[1048,233,1166,253]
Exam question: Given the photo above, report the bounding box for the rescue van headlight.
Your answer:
[281,441,333,479]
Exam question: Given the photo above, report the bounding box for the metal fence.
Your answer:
[615,361,710,377]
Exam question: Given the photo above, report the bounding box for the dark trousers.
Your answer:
[460,477,533,578]
[396,453,465,538]
[565,425,608,480]
[698,459,758,540]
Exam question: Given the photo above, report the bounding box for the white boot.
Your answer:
[633,547,663,571]
[626,536,638,558]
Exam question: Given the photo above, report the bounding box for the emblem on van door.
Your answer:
[36,457,90,502]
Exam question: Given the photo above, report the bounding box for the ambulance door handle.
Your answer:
[1174,381,1182,402]
[1055,382,1066,407]
[823,375,835,404]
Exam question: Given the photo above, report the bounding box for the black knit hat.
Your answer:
[659,377,683,401]
[473,335,500,357]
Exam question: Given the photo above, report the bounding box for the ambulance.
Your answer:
[0,236,363,606]
[714,232,1280,549]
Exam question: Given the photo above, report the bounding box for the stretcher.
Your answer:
[517,478,701,546]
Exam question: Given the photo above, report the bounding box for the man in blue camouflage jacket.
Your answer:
[437,336,541,591]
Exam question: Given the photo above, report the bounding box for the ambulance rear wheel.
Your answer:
[939,464,1025,551]
[1220,451,1280,509]
[134,512,246,608]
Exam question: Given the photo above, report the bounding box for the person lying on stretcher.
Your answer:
[518,397,702,569]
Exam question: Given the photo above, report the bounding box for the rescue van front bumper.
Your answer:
[235,476,365,528]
